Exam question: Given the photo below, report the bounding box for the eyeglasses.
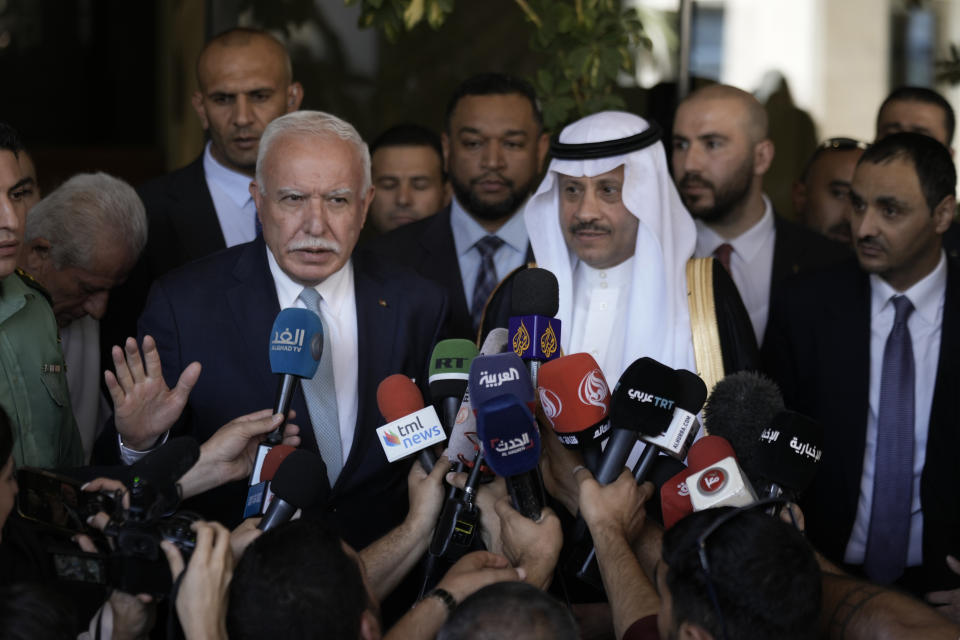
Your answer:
[695,498,798,640]
[817,137,870,151]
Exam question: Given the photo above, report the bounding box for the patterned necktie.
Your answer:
[298,287,342,486]
[713,243,734,274]
[471,235,505,329]
[864,294,915,584]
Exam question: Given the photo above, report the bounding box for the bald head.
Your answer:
[671,84,774,232]
[196,28,292,91]
[680,84,769,144]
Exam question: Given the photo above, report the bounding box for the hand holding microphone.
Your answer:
[376,374,445,472]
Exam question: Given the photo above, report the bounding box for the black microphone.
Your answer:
[477,394,545,520]
[508,268,562,388]
[258,449,330,531]
[752,410,824,504]
[594,358,678,485]
[702,370,785,481]
[429,339,479,435]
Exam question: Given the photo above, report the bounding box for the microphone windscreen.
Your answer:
[479,327,510,355]
[753,410,823,494]
[260,444,297,482]
[511,268,559,317]
[687,435,736,471]
[468,353,535,410]
[270,449,330,509]
[674,370,708,414]
[130,436,201,488]
[269,308,323,378]
[609,357,679,437]
[377,374,424,422]
[429,339,478,399]
[537,352,610,435]
[476,395,541,477]
[703,371,784,475]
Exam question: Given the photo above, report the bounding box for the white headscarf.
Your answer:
[523,111,698,382]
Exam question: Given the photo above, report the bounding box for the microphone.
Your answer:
[476,394,545,521]
[509,268,562,387]
[752,410,823,503]
[660,436,736,530]
[685,435,758,511]
[537,353,612,473]
[446,328,510,465]
[258,449,330,531]
[254,444,297,515]
[594,358,678,486]
[126,437,201,518]
[645,456,688,528]
[702,370,785,481]
[376,374,445,471]
[633,369,707,483]
[467,352,536,413]
[266,308,324,444]
[429,339,479,436]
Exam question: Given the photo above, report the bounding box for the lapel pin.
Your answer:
[378,299,388,307]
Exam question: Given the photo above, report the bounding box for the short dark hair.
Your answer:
[0,122,23,157]
[662,508,821,640]
[0,405,11,466]
[879,86,955,145]
[370,123,442,157]
[443,73,543,134]
[859,131,956,212]
[437,582,578,640]
[227,520,369,640]
[0,582,76,640]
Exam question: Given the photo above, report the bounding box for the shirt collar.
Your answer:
[266,246,354,317]
[694,195,775,262]
[575,255,635,286]
[203,141,256,209]
[870,250,947,325]
[450,196,528,257]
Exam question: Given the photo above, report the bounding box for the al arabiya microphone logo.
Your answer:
[578,369,609,410]
[538,388,562,426]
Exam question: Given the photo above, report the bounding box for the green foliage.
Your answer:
[345,0,646,131]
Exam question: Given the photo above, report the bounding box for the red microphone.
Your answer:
[256,444,298,515]
[686,435,757,512]
[661,435,736,529]
[537,353,612,473]
[376,374,445,471]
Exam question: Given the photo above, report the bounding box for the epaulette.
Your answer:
[15,267,53,305]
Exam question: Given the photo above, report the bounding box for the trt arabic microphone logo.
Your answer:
[538,388,562,425]
[578,368,608,410]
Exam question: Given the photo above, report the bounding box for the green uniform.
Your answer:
[0,269,83,468]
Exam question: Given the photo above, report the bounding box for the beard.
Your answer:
[451,171,537,222]
[678,154,754,224]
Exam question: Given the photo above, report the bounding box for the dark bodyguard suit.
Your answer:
[763,256,960,592]
[771,214,849,284]
[138,237,447,549]
[365,206,533,343]
[100,156,226,381]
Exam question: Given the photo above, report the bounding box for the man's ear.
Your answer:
[933,194,956,235]
[23,236,53,276]
[754,139,775,176]
[286,82,304,112]
[191,91,210,130]
[792,180,808,221]
[677,620,715,640]
[359,186,375,229]
[358,610,381,640]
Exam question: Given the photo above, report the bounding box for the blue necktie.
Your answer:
[472,235,504,330]
[298,287,342,486]
[864,294,915,583]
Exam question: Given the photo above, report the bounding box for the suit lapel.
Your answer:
[420,208,472,332]
[168,157,227,261]
[224,239,318,454]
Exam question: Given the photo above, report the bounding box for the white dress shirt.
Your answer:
[203,141,259,248]
[449,198,529,308]
[569,257,633,382]
[267,250,360,463]
[61,315,111,463]
[694,197,776,344]
[844,251,946,567]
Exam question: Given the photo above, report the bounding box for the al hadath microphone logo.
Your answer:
[538,388,562,426]
[578,369,609,410]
